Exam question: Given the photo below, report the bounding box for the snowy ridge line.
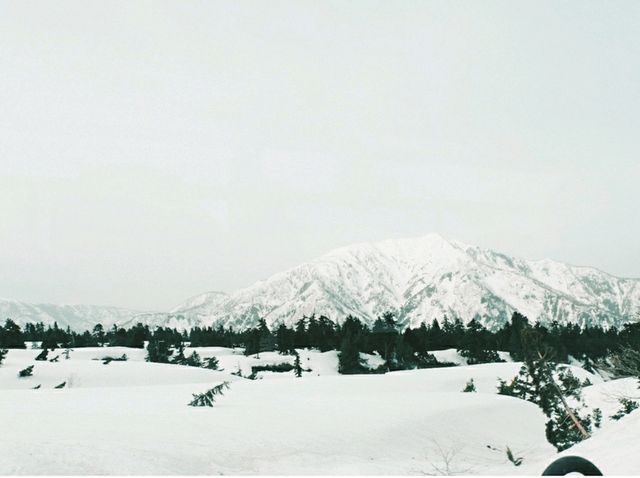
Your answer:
[141,234,640,331]
[3,234,640,332]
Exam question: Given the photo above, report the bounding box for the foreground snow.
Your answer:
[0,347,636,475]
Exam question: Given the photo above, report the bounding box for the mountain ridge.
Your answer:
[144,234,640,331]
[3,234,639,331]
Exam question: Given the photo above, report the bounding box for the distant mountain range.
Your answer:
[0,299,142,331]
[3,234,639,332]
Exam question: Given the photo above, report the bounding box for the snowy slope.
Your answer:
[0,299,145,331]
[0,347,556,475]
[543,408,640,475]
[150,234,640,331]
[1,346,636,475]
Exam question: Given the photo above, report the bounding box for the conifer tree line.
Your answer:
[1,311,638,371]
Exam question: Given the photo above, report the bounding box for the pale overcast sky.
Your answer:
[1,0,638,311]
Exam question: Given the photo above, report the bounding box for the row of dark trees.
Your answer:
[2,312,639,373]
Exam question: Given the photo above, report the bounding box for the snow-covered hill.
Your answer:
[146,234,640,331]
[0,299,144,331]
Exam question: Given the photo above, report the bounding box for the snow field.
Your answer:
[0,346,637,475]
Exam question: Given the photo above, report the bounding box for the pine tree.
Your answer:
[371,312,400,371]
[203,356,220,370]
[462,378,476,392]
[497,376,519,396]
[275,324,295,354]
[18,365,34,377]
[338,334,365,374]
[498,345,592,451]
[0,348,7,366]
[128,322,148,348]
[592,408,602,428]
[188,381,230,407]
[92,324,106,347]
[185,351,202,367]
[0,319,26,349]
[146,339,172,363]
[610,398,639,421]
[459,319,502,364]
[294,351,303,378]
[172,342,187,364]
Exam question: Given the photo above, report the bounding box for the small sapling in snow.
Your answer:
[188,381,230,407]
[462,378,476,392]
[18,365,34,377]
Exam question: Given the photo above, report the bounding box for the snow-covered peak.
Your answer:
[164,234,640,331]
[4,234,639,332]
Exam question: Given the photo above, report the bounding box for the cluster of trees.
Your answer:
[1,320,155,349]
[495,321,640,451]
[2,312,639,375]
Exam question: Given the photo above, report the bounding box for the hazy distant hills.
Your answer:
[0,299,143,331]
[4,234,640,331]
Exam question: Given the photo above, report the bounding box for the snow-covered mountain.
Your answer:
[141,234,640,331]
[4,234,639,332]
[0,299,144,331]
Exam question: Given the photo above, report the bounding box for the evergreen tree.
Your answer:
[462,378,476,392]
[459,319,502,364]
[172,342,187,364]
[371,312,400,371]
[40,332,58,350]
[185,351,202,367]
[338,317,366,374]
[275,324,295,354]
[92,324,106,346]
[188,381,230,407]
[128,323,148,348]
[244,319,274,358]
[592,408,602,428]
[203,356,220,370]
[610,398,639,421]
[428,319,443,349]
[497,335,592,451]
[0,319,26,349]
[293,318,309,349]
[293,351,303,378]
[0,348,7,366]
[316,315,337,352]
[146,339,172,363]
[18,365,34,377]
[506,312,529,361]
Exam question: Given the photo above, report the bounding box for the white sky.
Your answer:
[1,0,639,311]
